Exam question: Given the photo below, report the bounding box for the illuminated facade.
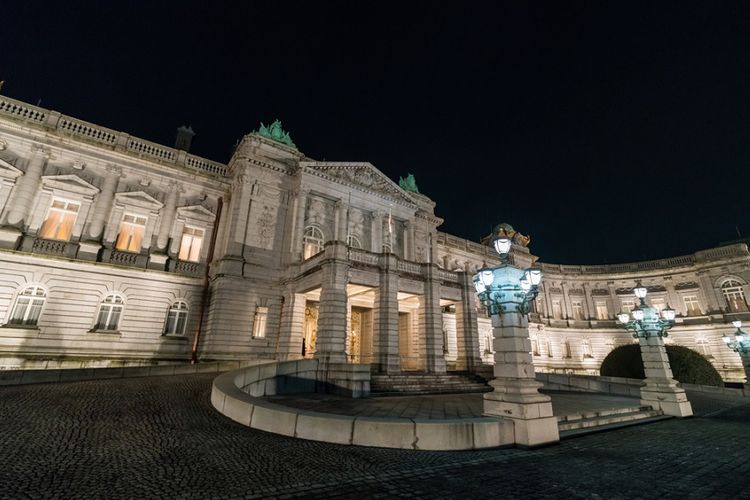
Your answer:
[0,95,746,381]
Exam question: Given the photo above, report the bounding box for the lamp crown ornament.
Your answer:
[617,279,675,338]
[723,320,749,354]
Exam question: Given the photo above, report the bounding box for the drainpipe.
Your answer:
[192,197,223,364]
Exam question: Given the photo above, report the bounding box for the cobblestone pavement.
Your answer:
[266,391,641,419]
[1,374,749,499]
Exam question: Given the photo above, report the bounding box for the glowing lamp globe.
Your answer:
[733,320,743,329]
[631,307,645,321]
[526,268,543,286]
[661,306,676,321]
[723,335,732,344]
[480,270,494,287]
[737,334,746,343]
[520,277,531,292]
[493,236,512,255]
[473,277,485,294]
[633,283,648,299]
[617,312,630,324]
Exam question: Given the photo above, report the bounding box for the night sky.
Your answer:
[2,1,748,264]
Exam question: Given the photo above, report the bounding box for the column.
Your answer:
[5,146,49,227]
[455,272,481,371]
[372,253,400,373]
[560,283,573,322]
[292,189,309,260]
[277,291,306,360]
[336,200,348,242]
[85,164,121,241]
[419,266,447,373]
[408,222,416,260]
[582,283,595,320]
[155,181,182,251]
[638,335,693,417]
[371,211,383,253]
[607,281,619,317]
[314,243,349,364]
[483,310,559,447]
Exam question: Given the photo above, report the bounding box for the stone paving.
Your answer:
[1,373,750,499]
[266,391,643,419]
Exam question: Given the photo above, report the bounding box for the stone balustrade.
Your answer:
[0,95,228,177]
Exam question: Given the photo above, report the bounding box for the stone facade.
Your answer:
[0,95,746,383]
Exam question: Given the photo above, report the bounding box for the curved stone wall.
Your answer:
[211,360,515,450]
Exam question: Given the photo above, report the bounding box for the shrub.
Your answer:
[600,343,723,387]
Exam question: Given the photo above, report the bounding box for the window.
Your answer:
[650,297,665,314]
[252,306,269,338]
[531,338,540,356]
[544,337,553,358]
[551,299,563,319]
[595,300,608,320]
[39,199,79,241]
[581,339,593,359]
[178,226,204,262]
[8,286,46,326]
[94,294,124,331]
[683,295,701,316]
[346,234,361,249]
[621,300,635,313]
[722,280,747,312]
[695,337,712,358]
[302,226,324,259]
[164,301,189,335]
[571,300,585,320]
[563,340,572,358]
[115,214,147,252]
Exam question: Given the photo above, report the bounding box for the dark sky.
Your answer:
[2,1,749,264]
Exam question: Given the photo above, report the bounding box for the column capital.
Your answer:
[105,164,123,177]
[29,144,52,159]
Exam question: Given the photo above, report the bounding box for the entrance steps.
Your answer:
[370,372,492,396]
[557,405,670,437]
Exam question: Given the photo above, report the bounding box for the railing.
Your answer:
[349,248,380,266]
[397,261,422,275]
[174,260,204,276]
[0,95,228,177]
[31,238,67,256]
[109,250,139,266]
[437,269,459,283]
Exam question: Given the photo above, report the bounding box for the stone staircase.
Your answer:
[557,405,670,437]
[370,372,492,396]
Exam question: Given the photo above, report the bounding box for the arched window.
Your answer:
[164,301,189,336]
[722,280,747,312]
[346,234,361,249]
[302,226,324,259]
[94,294,124,331]
[8,286,46,326]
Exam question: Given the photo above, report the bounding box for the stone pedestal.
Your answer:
[638,336,693,417]
[77,241,103,261]
[0,227,22,250]
[739,351,750,397]
[148,252,169,271]
[483,311,559,447]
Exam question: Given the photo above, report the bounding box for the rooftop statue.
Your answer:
[255,119,296,148]
[398,173,419,193]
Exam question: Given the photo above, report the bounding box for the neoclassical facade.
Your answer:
[0,95,746,381]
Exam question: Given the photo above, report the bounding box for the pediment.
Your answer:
[176,204,216,222]
[114,190,164,210]
[301,161,416,206]
[41,174,100,196]
[0,157,23,179]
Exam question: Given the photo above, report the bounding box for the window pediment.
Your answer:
[176,205,216,223]
[114,191,164,210]
[41,174,100,196]
[0,157,22,179]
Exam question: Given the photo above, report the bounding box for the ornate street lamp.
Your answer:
[473,235,542,316]
[616,282,676,338]
[722,320,749,354]
[473,231,559,447]
[615,281,692,417]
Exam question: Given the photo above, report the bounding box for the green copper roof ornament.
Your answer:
[255,119,296,148]
[398,173,419,193]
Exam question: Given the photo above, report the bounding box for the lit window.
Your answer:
[164,301,189,335]
[595,300,608,320]
[551,299,563,319]
[346,234,361,249]
[571,300,585,320]
[302,226,324,259]
[683,295,701,316]
[722,280,747,313]
[695,337,712,358]
[178,226,204,262]
[94,294,124,331]
[252,306,269,338]
[115,214,147,252]
[39,199,80,241]
[621,300,635,313]
[8,286,46,327]
[581,339,593,359]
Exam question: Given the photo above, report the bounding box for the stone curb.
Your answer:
[211,362,515,451]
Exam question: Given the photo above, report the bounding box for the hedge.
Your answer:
[600,344,723,387]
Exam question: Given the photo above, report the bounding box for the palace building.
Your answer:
[0,95,747,382]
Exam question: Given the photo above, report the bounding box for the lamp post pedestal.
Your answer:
[739,351,750,397]
[638,336,693,417]
[483,311,559,447]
